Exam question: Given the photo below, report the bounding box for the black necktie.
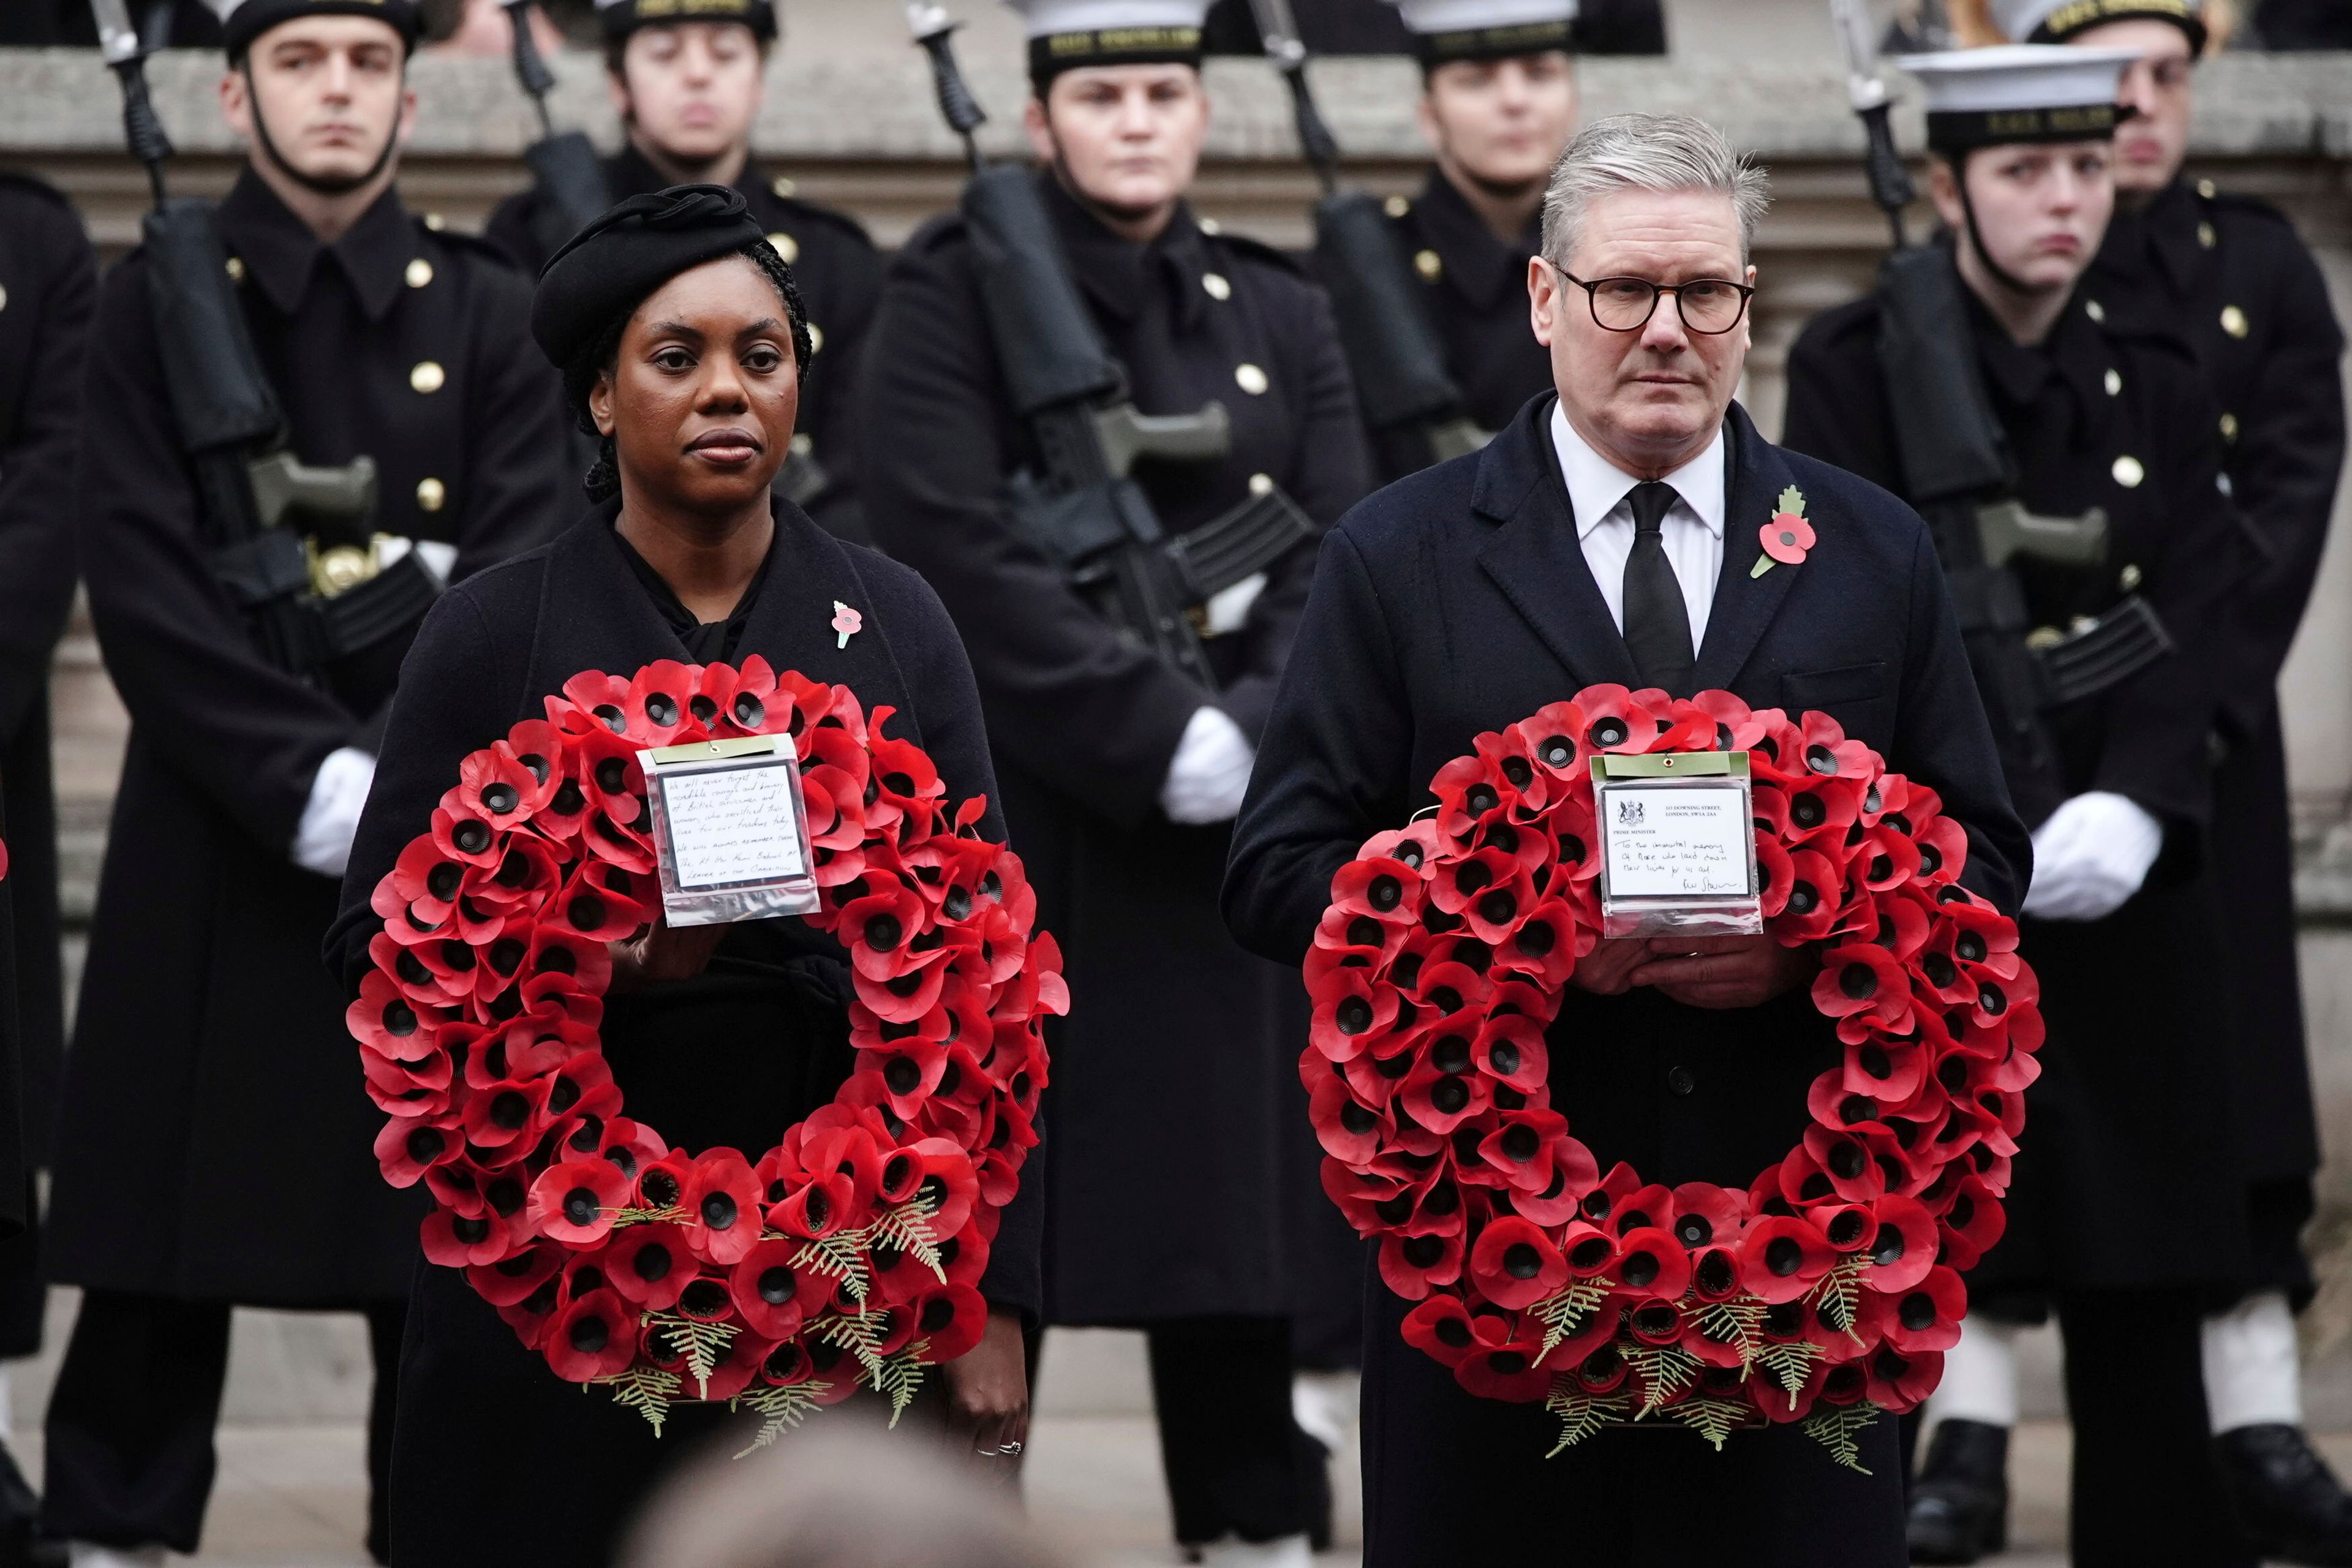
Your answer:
[1620,480,1695,694]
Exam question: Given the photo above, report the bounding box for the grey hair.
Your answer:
[1539,113,1771,270]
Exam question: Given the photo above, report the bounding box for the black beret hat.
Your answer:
[598,0,777,43]
[218,0,424,58]
[530,184,769,371]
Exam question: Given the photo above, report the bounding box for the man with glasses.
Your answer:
[1783,44,2259,1566]
[1226,113,2026,1564]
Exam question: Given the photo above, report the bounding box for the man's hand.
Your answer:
[1626,934,1817,1010]
[941,1306,1030,1474]
[1570,937,1654,996]
[607,915,728,993]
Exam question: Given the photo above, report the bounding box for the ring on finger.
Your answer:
[999,1440,1023,1455]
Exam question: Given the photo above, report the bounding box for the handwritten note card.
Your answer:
[1600,784,1753,899]
[660,761,809,891]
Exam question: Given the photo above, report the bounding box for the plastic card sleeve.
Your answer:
[638,735,821,927]
[1589,750,1762,939]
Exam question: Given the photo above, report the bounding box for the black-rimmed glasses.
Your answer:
[1555,266,1755,335]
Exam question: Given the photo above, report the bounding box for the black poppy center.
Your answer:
[1589,718,1627,748]
[1899,1292,1937,1330]
[562,1187,599,1227]
[1840,962,1876,1001]
[1806,743,1838,775]
[644,693,678,726]
[426,862,462,900]
[1503,1243,1542,1281]
[701,1192,739,1230]
[568,1314,609,1354]
[481,782,519,815]
[453,820,491,854]
[866,914,903,951]
[1766,1236,1803,1276]
[1621,1249,1660,1288]
[1678,1215,1711,1247]
[1465,784,1499,816]
[1792,793,1826,829]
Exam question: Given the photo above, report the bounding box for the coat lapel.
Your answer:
[1691,404,1803,693]
[1474,398,1642,690]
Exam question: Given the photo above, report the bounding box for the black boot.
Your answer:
[2216,1423,2352,1566]
[1906,1419,2009,1564]
[0,1442,63,1568]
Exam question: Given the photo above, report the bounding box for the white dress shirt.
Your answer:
[1549,401,1728,652]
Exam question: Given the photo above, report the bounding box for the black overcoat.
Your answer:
[0,172,94,1173]
[1221,395,2025,1566]
[1782,279,2253,1297]
[323,501,1042,1568]
[2095,179,2347,1272]
[485,146,886,545]
[51,172,568,1305]
[860,170,1374,1324]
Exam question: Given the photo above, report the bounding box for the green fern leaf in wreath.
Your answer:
[598,1364,682,1437]
[1533,1279,1615,1359]
[1807,1256,1869,1346]
[643,1312,741,1399]
[791,1233,873,1307]
[1543,1382,1629,1458]
[1801,1404,1880,1473]
[869,1202,948,1286]
[1665,1395,1754,1452]
[1624,1343,1701,1417]
[1756,1338,1820,1409]
[1695,1298,1765,1371]
[731,1381,831,1458]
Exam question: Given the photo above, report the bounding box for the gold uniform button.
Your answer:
[2198,221,2217,250]
[767,232,799,265]
[771,175,797,198]
[1248,472,1274,496]
[1414,249,1443,282]
[2197,178,2218,199]
[2103,368,2122,396]
[2112,454,2146,488]
[2026,625,2064,650]
[410,360,445,394]
[423,211,447,231]
[416,477,446,512]
[807,322,824,356]
[2084,298,2105,323]
[0,283,7,312]
[1383,194,1411,219]
[790,432,814,456]
[2221,304,2249,339]
[1197,217,1222,236]
[405,257,434,289]
[1234,363,1269,396]
[225,256,246,282]
[2220,412,2241,442]
[2119,562,2143,592]
[1202,271,1232,301]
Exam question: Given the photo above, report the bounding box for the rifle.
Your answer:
[908,4,1314,689]
[503,1,614,258]
[1833,0,2166,808]
[1246,0,1486,475]
[94,0,425,681]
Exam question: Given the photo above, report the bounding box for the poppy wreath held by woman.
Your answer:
[350,658,1061,1446]
[1305,685,2040,1468]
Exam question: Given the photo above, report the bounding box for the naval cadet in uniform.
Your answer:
[1781,44,2259,1568]
[1362,0,1582,478]
[43,2,568,1561]
[1226,111,2026,1568]
[485,0,886,545]
[859,2,1375,1561]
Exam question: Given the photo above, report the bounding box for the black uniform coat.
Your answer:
[323,500,1042,1568]
[1221,395,2025,1567]
[2094,179,2347,1264]
[0,172,94,1172]
[485,146,886,544]
[1360,169,1553,481]
[51,171,568,1305]
[1783,280,2252,1295]
[861,170,1374,1325]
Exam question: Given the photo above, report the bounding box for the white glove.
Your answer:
[379,536,460,586]
[293,747,377,878]
[2022,790,2163,922]
[1199,570,1267,637]
[1159,706,1254,826]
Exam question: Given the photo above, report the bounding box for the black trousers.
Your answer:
[1145,1317,1316,1547]
[0,1188,47,1363]
[40,1289,404,1561]
[2056,1290,2256,1568]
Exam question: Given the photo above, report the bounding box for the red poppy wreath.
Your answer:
[350,658,1061,1448]
[1305,685,2040,1468]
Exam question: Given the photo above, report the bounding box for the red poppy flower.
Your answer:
[468,1242,563,1307]
[422,1206,516,1268]
[1569,1341,1632,1397]
[1745,710,1811,784]
[1574,685,1656,755]
[545,1288,638,1382]
[349,972,441,1063]
[362,1050,452,1120]
[1688,1245,1744,1303]
[1488,900,1578,989]
[1379,1229,1464,1300]
[1667,1183,1746,1252]
[1811,941,1913,1033]
[1932,1173,2008,1269]
[1802,1125,1887,1204]
[1468,1216,1567,1310]
[1796,713,1871,781]
[1309,1063,1387,1166]
[527,1158,630,1246]
[1432,753,1518,841]
[374,1115,459,1187]
[552,861,646,943]
[1611,1227,1693,1301]
[1738,1215,1833,1303]
[1625,1298,1687,1347]
[1774,847,1849,943]
[1865,1345,1944,1412]
[1452,1323,1554,1403]
[767,1173,856,1242]
[600,1223,693,1311]
[726,1238,826,1336]
[1513,701,1590,783]
[1400,1295,1481,1368]
[1558,1221,1618,1280]
[1308,966,1398,1064]
[1873,1264,1966,1353]
[1803,1201,1876,1256]
[1860,1194,1939,1292]
[910,1284,989,1362]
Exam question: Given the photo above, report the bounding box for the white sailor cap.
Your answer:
[1384,0,1578,62]
[1006,0,1211,85]
[1894,43,2138,156]
[1989,0,2206,50]
[595,0,777,41]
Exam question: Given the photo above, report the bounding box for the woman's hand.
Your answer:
[607,915,728,993]
[941,1306,1030,1472]
[1626,935,1817,1010]
[1569,937,1654,996]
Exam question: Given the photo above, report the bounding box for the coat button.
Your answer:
[0,284,7,312]
[1202,271,1232,301]
[2198,221,2217,249]
[1667,1066,1695,1096]
[2197,178,2218,199]
[225,255,246,282]
[416,477,446,512]
[790,432,814,456]
[2221,304,2249,339]
[807,322,824,356]
[771,174,797,198]
[1384,194,1411,219]
[2119,562,2142,592]
[2103,368,2121,396]
[423,211,447,231]
[2111,454,2145,488]
[1248,472,1273,495]
[2220,412,2240,442]
[1234,363,1269,395]
[405,257,434,289]
[410,360,445,394]
[1415,248,1443,282]
[767,232,799,264]
[2084,298,2105,323]
[1197,216,1222,235]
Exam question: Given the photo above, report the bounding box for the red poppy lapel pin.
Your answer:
[1751,485,1816,578]
[831,600,863,649]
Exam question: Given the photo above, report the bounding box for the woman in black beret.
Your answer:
[324,186,1039,1567]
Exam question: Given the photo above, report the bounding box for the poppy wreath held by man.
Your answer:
[350,658,1061,1446]
[1305,685,2039,1467]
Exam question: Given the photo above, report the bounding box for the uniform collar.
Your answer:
[1548,399,1727,541]
[608,141,781,213]
[1968,285,2114,442]
[1040,167,1212,331]
[1415,166,1540,311]
[2117,176,2209,298]
[217,168,415,323]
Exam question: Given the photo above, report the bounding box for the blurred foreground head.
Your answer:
[618,1428,1074,1568]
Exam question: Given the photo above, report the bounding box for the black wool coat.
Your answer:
[0,172,94,1174]
[323,502,1042,1568]
[1783,277,2254,1297]
[861,170,1374,1324]
[1222,396,2023,1565]
[485,146,887,545]
[51,172,569,1305]
[2095,178,2347,1232]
